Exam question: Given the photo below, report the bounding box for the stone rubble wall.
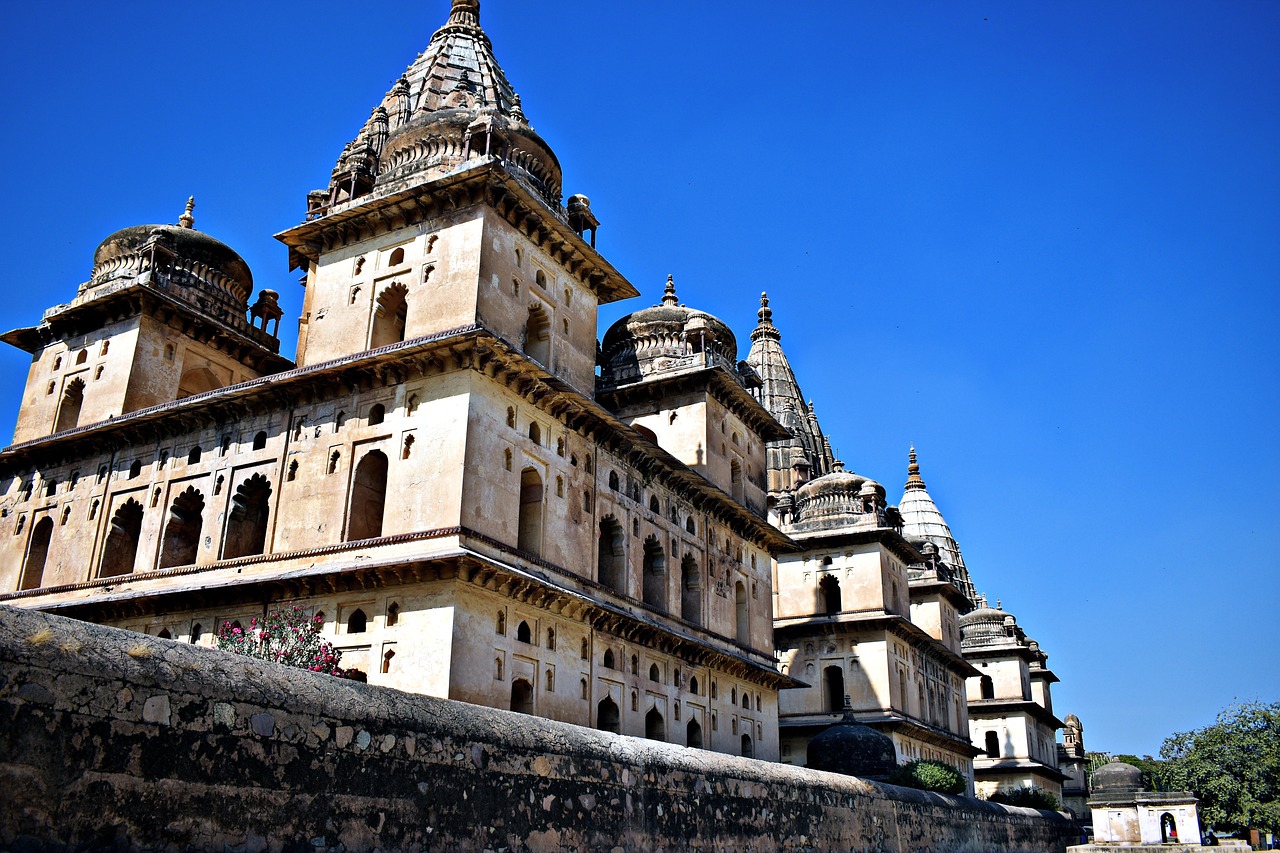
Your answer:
[0,605,1078,853]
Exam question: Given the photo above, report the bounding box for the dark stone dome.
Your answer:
[1092,761,1145,793]
[807,713,898,778]
[790,462,886,532]
[89,205,253,308]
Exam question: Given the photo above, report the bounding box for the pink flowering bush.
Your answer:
[215,605,345,676]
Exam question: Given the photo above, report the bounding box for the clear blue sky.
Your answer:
[1,1,1276,757]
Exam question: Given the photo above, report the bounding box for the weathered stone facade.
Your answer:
[0,605,1079,852]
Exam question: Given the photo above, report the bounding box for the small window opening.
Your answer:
[368,403,385,426]
[346,608,368,634]
[516,620,532,644]
[252,431,267,451]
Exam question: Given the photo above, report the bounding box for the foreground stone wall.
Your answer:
[0,605,1077,853]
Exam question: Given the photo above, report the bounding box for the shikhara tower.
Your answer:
[0,0,793,760]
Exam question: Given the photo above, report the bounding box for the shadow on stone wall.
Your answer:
[0,605,1077,853]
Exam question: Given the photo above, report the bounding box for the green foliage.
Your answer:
[1113,753,1168,792]
[887,759,968,795]
[215,605,345,676]
[986,786,1061,810]
[1159,700,1280,836]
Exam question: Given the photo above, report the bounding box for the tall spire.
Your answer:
[898,447,978,606]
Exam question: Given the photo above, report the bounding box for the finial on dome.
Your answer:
[450,0,480,22]
[178,196,195,229]
[832,459,844,473]
[996,598,1002,610]
[510,93,526,122]
[751,291,782,342]
[661,274,678,306]
[905,445,926,491]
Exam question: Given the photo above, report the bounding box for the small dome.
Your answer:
[599,276,738,387]
[89,199,253,307]
[1092,761,1145,793]
[1065,713,1082,728]
[807,712,897,778]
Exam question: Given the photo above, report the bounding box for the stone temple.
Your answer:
[0,0,1084,805]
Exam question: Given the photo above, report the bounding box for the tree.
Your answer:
[1159,700,1280,836]
[887,759,968,795]
[216,605,345,676]
[986,786,1061,810]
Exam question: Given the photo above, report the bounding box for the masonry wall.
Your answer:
[0,605,1078,853]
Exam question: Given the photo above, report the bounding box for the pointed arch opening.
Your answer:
[819,573,842,615]
[734,580,750,645]
[980,674,995,700]
[741,734,754,757]
[596,697,620,734]
[642,535,667,611]
[686,718,703,749]
[371,282,408,349]
[984,730,1000,758]
[517,467,544,555]
[597,515,625,593]
[177,367,221,399]
[644,707,665,742]
[99,499,144,578]
[55,378,85,433]
[159,486,205,569]
[730,459,745,504]
[222,474,271,559]
[510,678,534,715]
[680,554,702,625]
[347,450,389,541]
[524,303,551,366]
[20,516,54,590]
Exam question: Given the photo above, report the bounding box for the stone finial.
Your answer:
[751,291,782,342]
[449,0,480,25]
[661,274,678,306]
[178,197,195,229]
[511,93,526,122]
[904,445,927,491]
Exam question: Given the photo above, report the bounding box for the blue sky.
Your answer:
[1,1,1276,757]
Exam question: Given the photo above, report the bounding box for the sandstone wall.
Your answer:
[0,605,1078,853]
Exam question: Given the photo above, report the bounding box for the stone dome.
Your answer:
[327,0,562,209]
[958,600,1015,645]
[88,199,254,307]
[807,711,898,778]
[599,276,738,387]
[1092,761,1145,793]
[790,462,886,532]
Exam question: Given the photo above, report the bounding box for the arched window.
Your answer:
[741,734,754,757]
[680,554,702,625]
[686,517,696,535]
[984,731,1000,758]
[75,349,88,365]
[596,697,620,734]
[516,621,532,644]
[644,707,665,742]
[597,516,625,593]
[187,446,201,465]
[648,495,660,513]
[20,516,54,590]
[128,459,142,479]
[524,304,551,366]
[819,573,842,615]
[386,602,400,627]
[54,378,85,433]
[689,676,700,696]
[630,654,639,675]
[252,431,267,451]
[730,459,745,504]
[649,663,661,683]
[381,649,395,674]
[980,675,995,700]
[222,474,271,559]
[528,422,541,445]
[824,665,845,713]
[388,247,405,267]
[371,283,408,348]
[347,608,367,634]
[510,679,534,715]
[686,718,703,748]
[190,624,203,644]
[347,450,389,541]
[608,471,620,491]
[496,611,506,635]
[642,535,666,611]
[602,648,615,670]
[368,403,386,426]
[158,486,204,569]
[546,628,556,650]
[99,499,144,578]
[734,580,749,645]
[517,467,544,555]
